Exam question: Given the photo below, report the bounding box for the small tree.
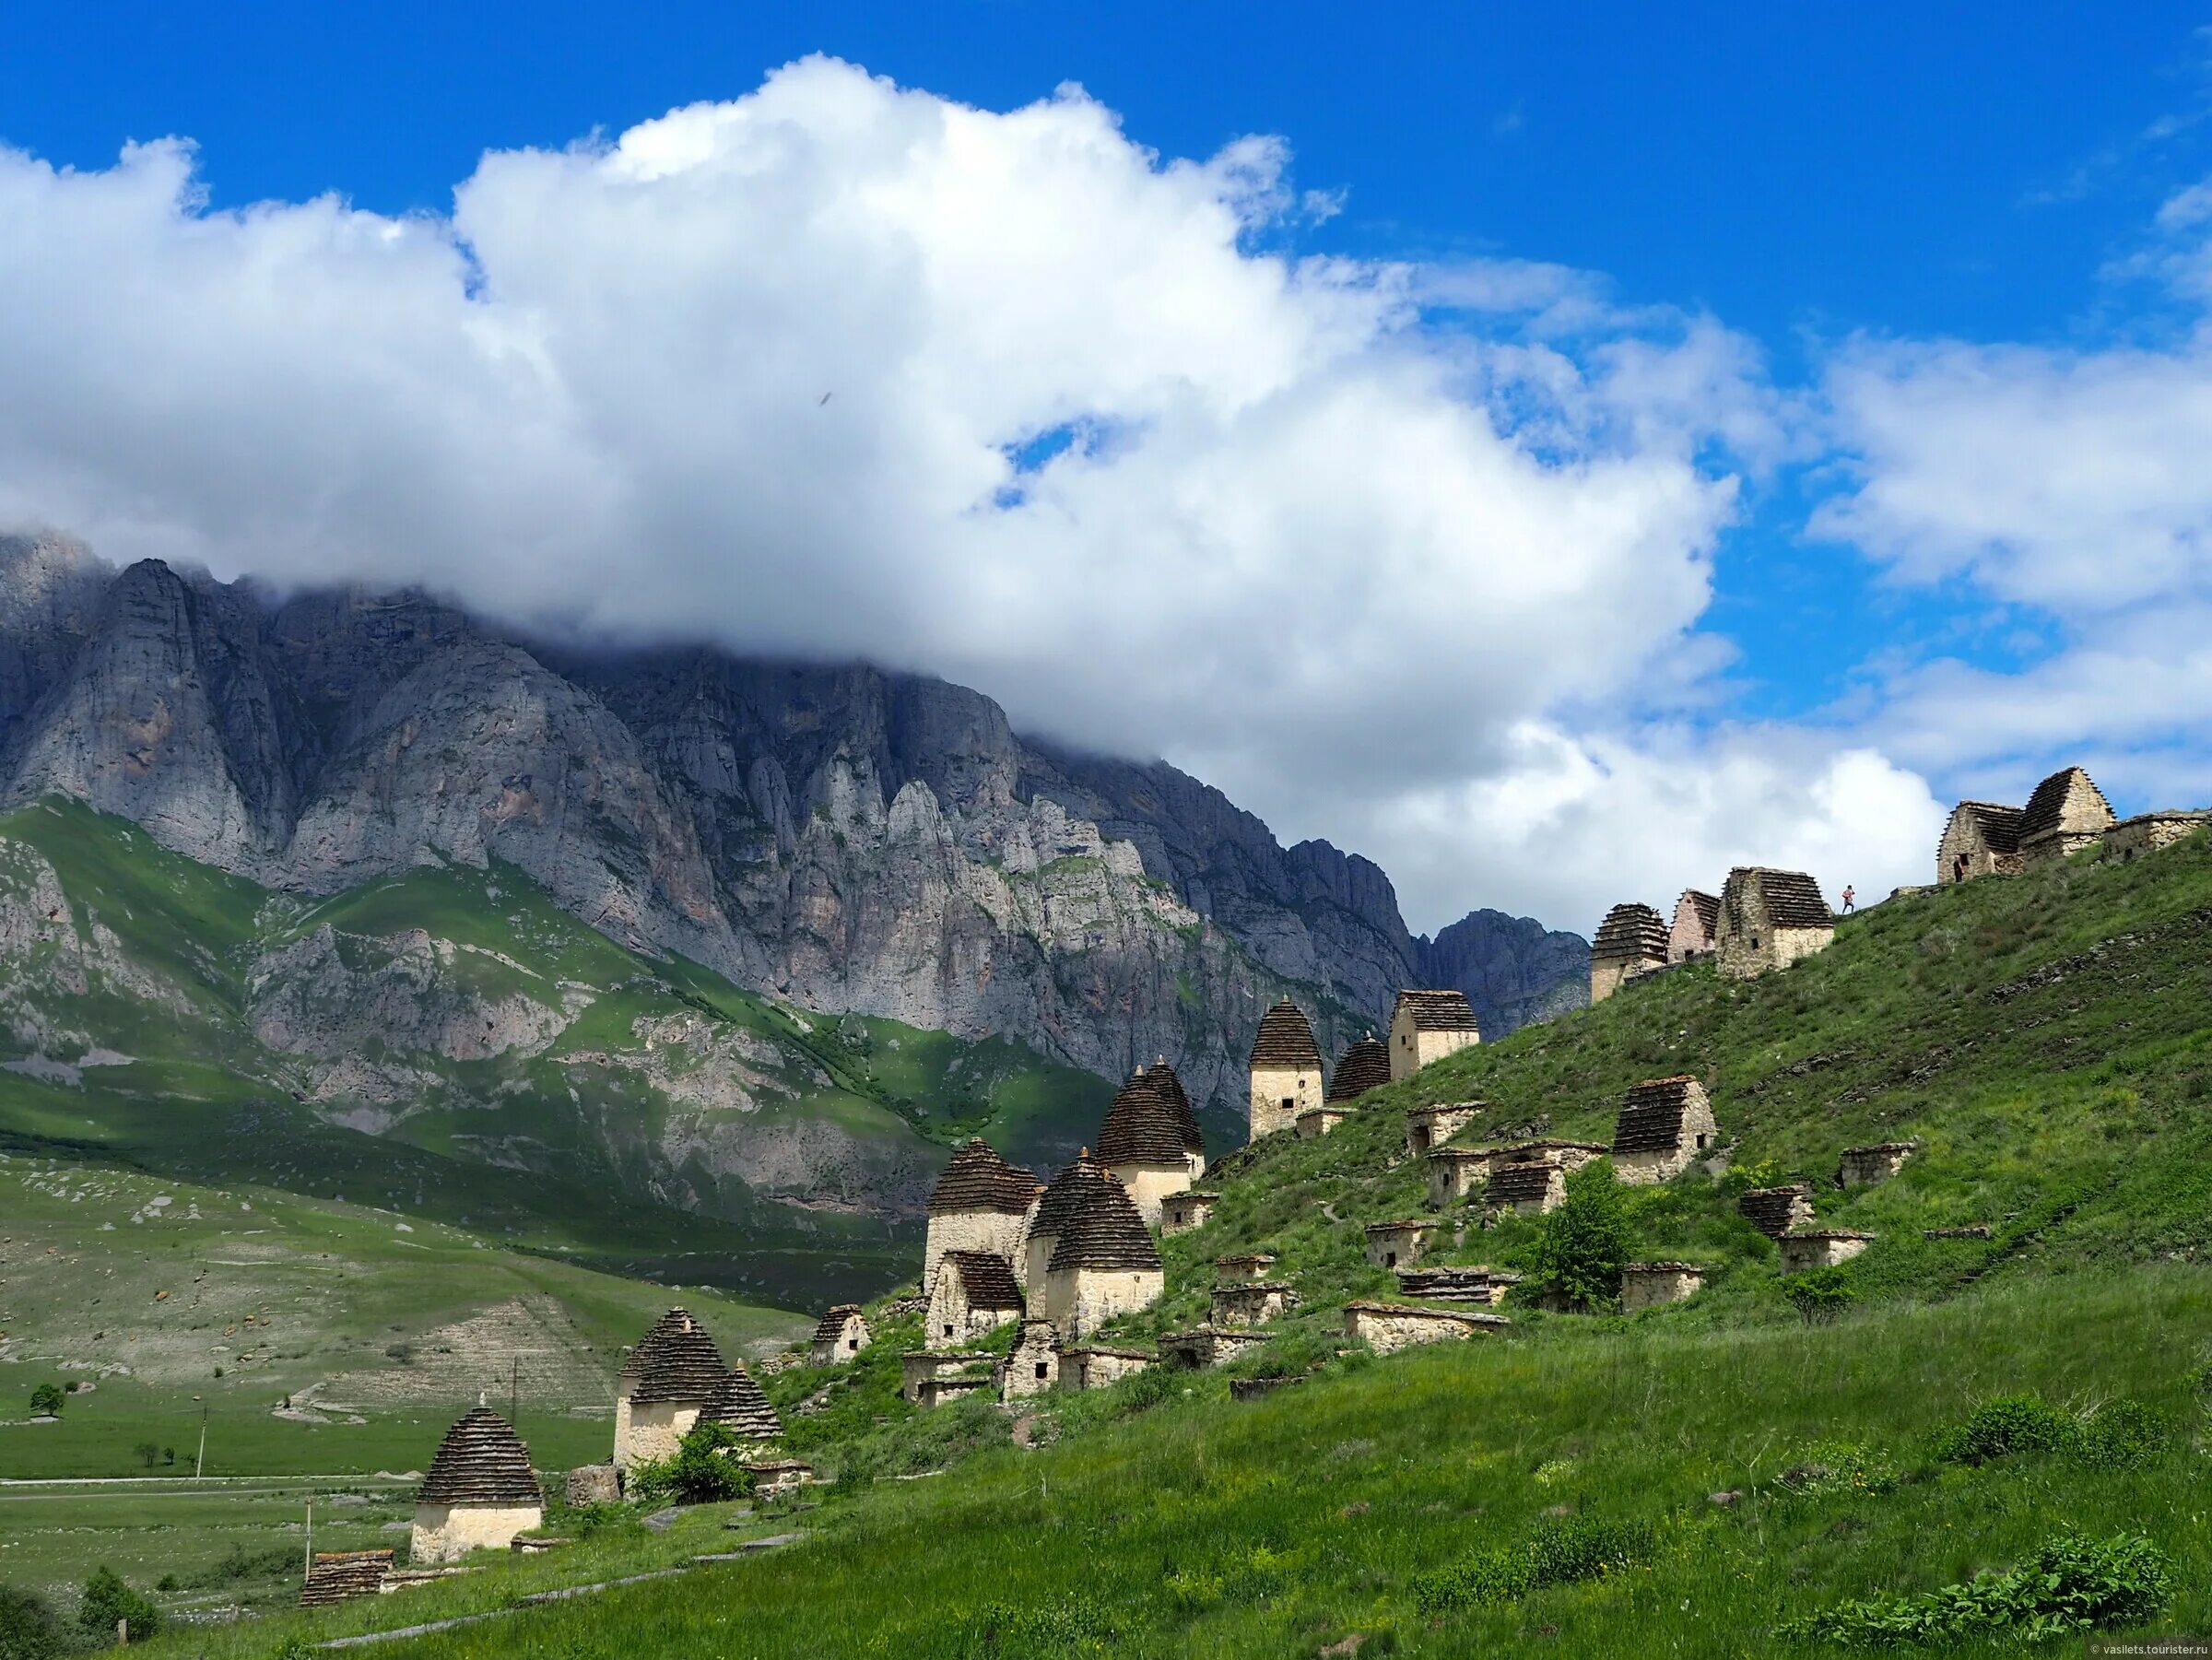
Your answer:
[134,1442,160,1471]
[1784,1266,1857,1325]
[76,1568,160,1642]
[161,1447,175,1467]
[626,1421,761,1506]
[27,1383,64,1418]
[0,1583,66,1659]
[1531,1159,1631,1311]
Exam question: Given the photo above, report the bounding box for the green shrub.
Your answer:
[0,1583,66,1660]
[1784,1267,1858,1324]
[1929,1393,2077,1465]
[1782,1531,2174,1646]
[1531,1160,1631,1310]
[76,1567,161,1642]
[1412,1515,1653,1613]
[966,1592,1119,1650]
[624,1422,762,1507]
[1774,1441,1898,1498]
[2074,1398,2171,1469]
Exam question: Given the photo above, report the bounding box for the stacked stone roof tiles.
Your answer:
[1098,1069,1203,1163]
[1047,1171,1161,1273]
[299,1550,393,1607]
[1142,1061,1207,1153]
[2020,767,2113,840]
[1677,889,1720,936]
[811,1304,862,1344]
[416,1407,540,1507]
[1394,989,1482,1031]
[1593,902,1669,960]
[1738,1184,1811,1239]
[1487,1164,1558,1204]
[1032,1149,1111,1239]
[1326,1036,1393,1103]
[622,1308,727,1405]
[927,1137,1041,1216]
[1947,800,2026,854]
[1724,867,1832,930]
[1249,998,1324,1070]
[698,1366,782,1440]
[1612,1076,1708,1154]
[942,1249,1026,1311]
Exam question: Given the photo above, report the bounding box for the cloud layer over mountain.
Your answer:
[6,56,2204,930]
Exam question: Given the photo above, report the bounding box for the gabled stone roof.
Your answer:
[1487,1163,1559,1204]
[942,1249,1025,1312]
[1675,889,1720,939]
[417,1407,540,1507]
[1593,902,1669,961]
[1047,1171,1161,1273]
[2021,766,2114,840]
[299,1550,392,1607]
[1098,1069,1201,1164]
[811,1304,863,1344]
[1945,800,2026,854]
[1737,1184,1811,1239]
[1723,867,1832,931]
[1393,989,1482,1032]
[621,1308,727,1406]
[1612,1075,1710,1154]
[698,1366,782,1440]
[927,1137,1041,1217]
[1363,1219,1430,1236]
[1249,998,1324,1071]
[1326,1036,1392,1103]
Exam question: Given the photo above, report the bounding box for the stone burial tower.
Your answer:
[1247,997,1324,1141]
[410,1403,543,1564]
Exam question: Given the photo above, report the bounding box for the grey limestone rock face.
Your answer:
[0,538,1588,1135]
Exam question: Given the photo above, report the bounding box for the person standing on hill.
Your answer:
[1840,884,1855,913]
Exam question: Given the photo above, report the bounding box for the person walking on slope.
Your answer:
[1840,884,1855,914]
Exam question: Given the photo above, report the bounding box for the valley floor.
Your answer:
[124,1265,2212,1658]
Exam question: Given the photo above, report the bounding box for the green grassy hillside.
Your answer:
[115,829,2212,1656]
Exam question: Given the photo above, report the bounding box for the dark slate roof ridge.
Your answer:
[1141,1061,1207,1154]
[2020,766,2114,841]
[1249,998,1324,1070]
[1030,1150,1109,1239]
[416,1406,540,1507]
[1097,1071,1196,1165]
[1623,1260,1705,1273]
[1593,902,1670,960]
[625,1309,727,1405]
[698,1365,782,1438]
[927,1137,1041,1217]
[1326,1036,1392,1102]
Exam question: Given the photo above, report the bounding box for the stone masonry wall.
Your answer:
[1045,1266,1162,1341]
[924,1209,1030,1297]
[1249,1065,1320,1140]
[410,1502,542,1565]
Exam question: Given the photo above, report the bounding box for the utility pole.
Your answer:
[304,1489,313,1580]
[194,1399,207,1480]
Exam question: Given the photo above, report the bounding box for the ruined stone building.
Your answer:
[299,1550,392,1607]
[1059,1345,1154,1390]
[1396,1265,1519,1305]
[900,1349,993,1407]
[1159,1189,1219,1235]
[1590,902,1670,1003]
[1737,1184,1814,1239]
[1295,1101,1353,1138]
[1406,1101,1483,1159]
[2104,809,2209,863]
[1248,997,1324,1140]
[1619,1262,1704,1310]
[923,1137,1041,1295]
[1326,1034,1393,1106]
[1041,1165,1163,1339]
[1097,1066,1206,1227]
[1936,801,2026,885]
[697,1366,782,1448]
[1364,1219,1436,1269]
[1669,889,1719,961]
[1778,1230,1874,1273]
[811,1305,869,1366]
[2018,766,2114,866]
[1609,1076,1718,1184]
[928,1249,1026,1342]
[614,1308,728,1472]
[1344,1301,1506,1355]
[1483,1140,1609,1217]
[410,1405,543,1564]
[1388,990,1482,1081]
[1426,1146,1498,1207]
[1715,867,1834,979]
[998,1319,1060,1400]
[1159,1325,1269,1370]
[1838,1142,1915,1186]
[1210,1277,1298,1327]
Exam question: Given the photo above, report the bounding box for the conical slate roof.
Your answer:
[1097,1070,1197,1164]
[2021,767,2114,841]
[621,1308,727,1406]
[698,1366,782,1440]
[1143,1061,1206,1154]
[1031,1149,1111,1242]
[927,1138,1041,1217]
[1047,1171,1161,1273]
[1326,1036,1392,1103]
[416,1406,540,1507]
[1249,998,1324,1071]
[1593,902,1668,962]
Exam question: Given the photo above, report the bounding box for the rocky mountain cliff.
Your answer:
[0,532,1587,1120]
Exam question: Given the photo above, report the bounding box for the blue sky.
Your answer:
[2,4,2209,930]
